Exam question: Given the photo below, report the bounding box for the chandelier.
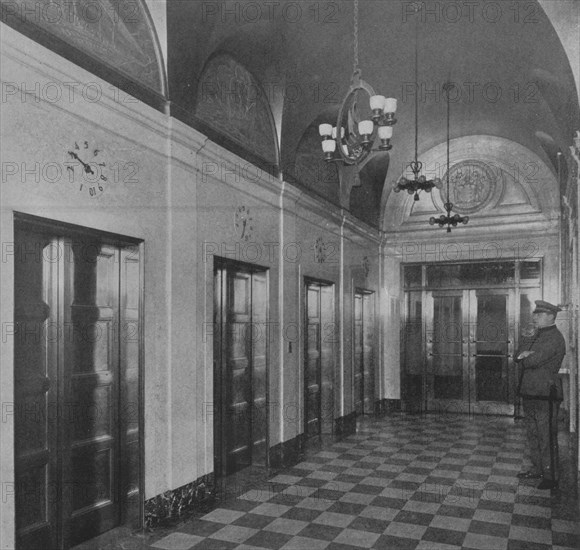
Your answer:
[429,83,469,232]
[318,0,398,165]
[394,3,442,201]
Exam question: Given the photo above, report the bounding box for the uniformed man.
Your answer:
[514,300,565,490]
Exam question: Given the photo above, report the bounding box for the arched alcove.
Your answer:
[195,53,279,167]
[290,112,390,223]
[383,135,559,234]
[1,0,167,107]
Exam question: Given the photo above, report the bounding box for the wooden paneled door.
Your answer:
[354,291,375,416]
[304,280,335,438]
[14,216,142,550]
[214,260,268,476]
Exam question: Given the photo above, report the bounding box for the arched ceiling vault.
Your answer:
[167,0,579,229]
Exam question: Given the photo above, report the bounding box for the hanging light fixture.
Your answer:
[319,0,398,165]
[429,83,469,232]
[394,3,442,201]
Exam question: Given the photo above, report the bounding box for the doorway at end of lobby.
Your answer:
[402,260,542,417]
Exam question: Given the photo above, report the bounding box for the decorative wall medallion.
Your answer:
[362,256,370,278]
[573,130,580,156]
[442,160,496,214]
[66,140,109,197]
[234,206,254,241]
[314,237,327,263]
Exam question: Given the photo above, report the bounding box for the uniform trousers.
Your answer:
[522,398,560,481]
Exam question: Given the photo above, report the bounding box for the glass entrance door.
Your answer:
[425,290,515,415]
[470,290,515,415]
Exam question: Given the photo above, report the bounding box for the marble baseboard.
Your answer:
[269,433,305,471]
[144,473,215,529]
[375,398,402,415]
[335,412,357,438]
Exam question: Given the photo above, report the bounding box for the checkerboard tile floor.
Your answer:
[115,414,580,549]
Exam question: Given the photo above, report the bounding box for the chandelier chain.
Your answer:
[446,82,451,206]
[353,0,359,72]
[414,5,419,165]
[447,87,451,203]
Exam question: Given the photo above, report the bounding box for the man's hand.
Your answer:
[517,350,535,360]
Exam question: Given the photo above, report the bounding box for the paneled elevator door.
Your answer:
[425,290,515,415]
[214,260,268,476]
[304,280,335,438]
[14,218,142,550]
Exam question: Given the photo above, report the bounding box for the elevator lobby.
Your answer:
[0,1,579,549]
[80,413,580,550]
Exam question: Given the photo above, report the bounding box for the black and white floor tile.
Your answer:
[94,413,580,550]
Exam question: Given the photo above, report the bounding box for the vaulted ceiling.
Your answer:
[168,0,579,227]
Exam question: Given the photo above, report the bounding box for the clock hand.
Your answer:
[68,151,95,175]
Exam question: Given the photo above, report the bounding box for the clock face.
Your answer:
[234,206,254,241]
[66,140,109,197]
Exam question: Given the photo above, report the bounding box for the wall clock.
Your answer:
[66,140,109,197]
[234,206,254,241]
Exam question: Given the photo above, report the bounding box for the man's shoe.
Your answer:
[537,479,558,490]
[517,471,542,479]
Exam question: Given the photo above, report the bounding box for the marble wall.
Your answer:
[0,23,384,547]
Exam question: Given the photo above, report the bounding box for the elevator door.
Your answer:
[304,281,335,438]
[14,220,141,550]
[354,291,375,415]
[214,262,268,476]
[425,289,515,415]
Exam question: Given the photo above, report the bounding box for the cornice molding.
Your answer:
[341,211,382,246]
[382,225,560,257]
[193,132,282,209]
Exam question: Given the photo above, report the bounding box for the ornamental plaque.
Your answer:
[442,160,497,214]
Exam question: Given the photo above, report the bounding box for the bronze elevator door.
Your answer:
[214,262,268,476]
[14,220,141,550]
[304,281,335,438]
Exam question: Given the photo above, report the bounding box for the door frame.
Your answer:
[213,256,270,478]
[13,212,145,546]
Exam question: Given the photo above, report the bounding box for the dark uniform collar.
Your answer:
[537,324,557,332]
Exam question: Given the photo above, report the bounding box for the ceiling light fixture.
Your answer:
[394,3,442,201]
[319,0,398,165]
[429,83,470,232]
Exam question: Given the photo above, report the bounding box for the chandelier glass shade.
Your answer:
[318,0,398,165]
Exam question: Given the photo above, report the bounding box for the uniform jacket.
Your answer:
[515,324,565,400]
